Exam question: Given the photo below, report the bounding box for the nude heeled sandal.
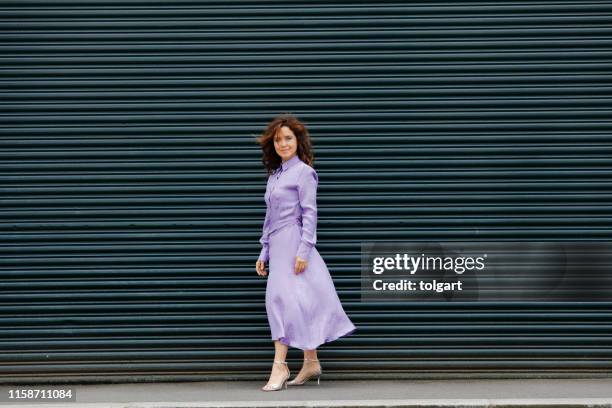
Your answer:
[261,360,290,392]
[287,358,322,386]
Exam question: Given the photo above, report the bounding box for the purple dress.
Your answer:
[258,154,357,350]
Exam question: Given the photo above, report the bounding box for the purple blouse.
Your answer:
[258,154,319,262]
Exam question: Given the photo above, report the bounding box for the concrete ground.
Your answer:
[1,378,612,408]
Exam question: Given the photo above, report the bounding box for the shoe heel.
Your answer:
[317,375,321,385]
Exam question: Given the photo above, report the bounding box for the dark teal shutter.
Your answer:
[1,1,611,383]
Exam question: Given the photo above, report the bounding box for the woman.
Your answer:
[255,114,357,392]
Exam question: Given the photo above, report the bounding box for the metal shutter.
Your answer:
[1,1,611,383]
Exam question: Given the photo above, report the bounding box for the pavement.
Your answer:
[1,378,612,408]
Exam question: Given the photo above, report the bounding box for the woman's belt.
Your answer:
[269,218,303,236]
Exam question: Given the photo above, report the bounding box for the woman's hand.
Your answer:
[294,256,307,274]
[256,260,268,277]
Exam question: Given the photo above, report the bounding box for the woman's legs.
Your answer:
[304,349,318,360]
[262,340,290,389]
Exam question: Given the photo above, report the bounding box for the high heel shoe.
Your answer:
[261,360,290,392]
[287,358,322,386]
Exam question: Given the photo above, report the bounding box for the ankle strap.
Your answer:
[305,358,319,362]
[273,360,287,365]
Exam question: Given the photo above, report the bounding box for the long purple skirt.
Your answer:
[266,222,357,350]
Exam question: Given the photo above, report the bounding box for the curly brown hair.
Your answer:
[256,113,315,176]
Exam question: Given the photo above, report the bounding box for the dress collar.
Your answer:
[279,154,301,172]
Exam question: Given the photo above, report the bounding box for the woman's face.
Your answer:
[274,125,298,162]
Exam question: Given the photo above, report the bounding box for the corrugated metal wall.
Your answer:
[1,1,612,383]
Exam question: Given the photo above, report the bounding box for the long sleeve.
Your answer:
[296,166,319,260]
[258,201,271,263]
